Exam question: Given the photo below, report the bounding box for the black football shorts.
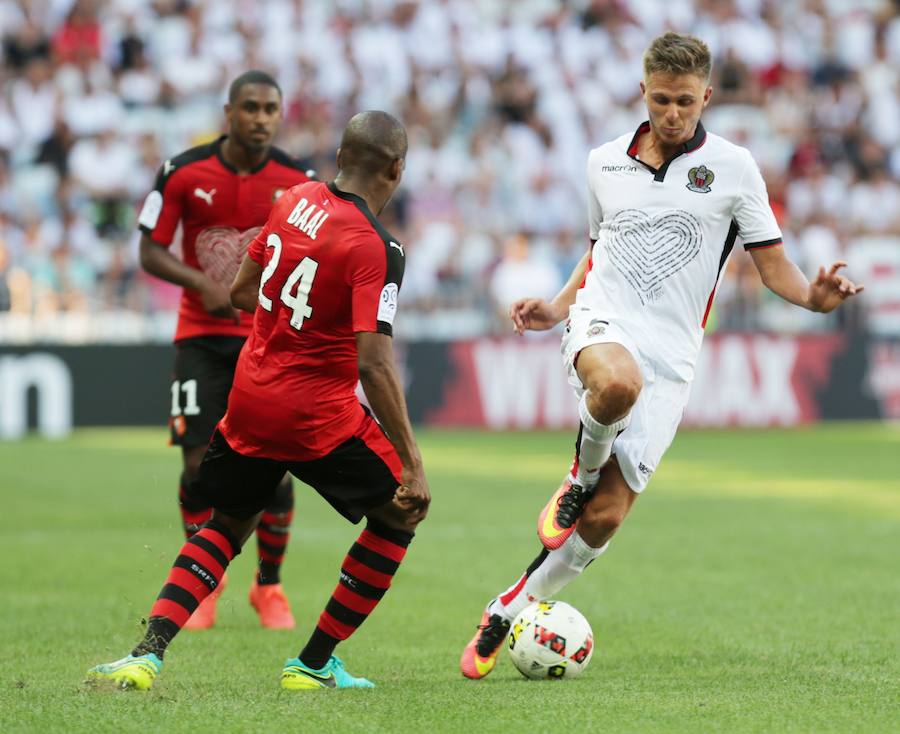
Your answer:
[192,417,401,523]
[169,335,246,447]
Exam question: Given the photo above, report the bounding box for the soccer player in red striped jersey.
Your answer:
[88,111,429,692]
[136,71,310,629]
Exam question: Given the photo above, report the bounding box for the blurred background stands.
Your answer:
[1,0,898,343]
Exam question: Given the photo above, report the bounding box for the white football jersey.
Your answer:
[579,121,782,381]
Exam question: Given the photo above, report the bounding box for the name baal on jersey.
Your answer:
[581,121,783,382]
[137,135,310,341]
[218,181,405,462]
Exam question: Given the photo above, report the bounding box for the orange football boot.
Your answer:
[460,607,511,679]
[537,478,591,550]
[249,581,295,629]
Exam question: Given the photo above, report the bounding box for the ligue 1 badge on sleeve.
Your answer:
[686,165,714,193]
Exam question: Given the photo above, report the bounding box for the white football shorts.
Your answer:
[561,305,692,492]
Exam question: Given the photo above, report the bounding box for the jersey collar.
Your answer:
[626,120,707,182]
[327,181,375,215]
[214,135,273,174]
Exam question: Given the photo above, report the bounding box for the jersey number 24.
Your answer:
[258,233,319,331]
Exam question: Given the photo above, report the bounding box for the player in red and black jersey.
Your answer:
[135,71,309,630]
[89,111,429,692]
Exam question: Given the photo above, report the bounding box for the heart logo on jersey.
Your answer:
[195,226,262,287]
[605,209,703,305]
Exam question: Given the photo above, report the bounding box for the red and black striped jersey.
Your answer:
[137,135,310,342]
[219,180,405,462]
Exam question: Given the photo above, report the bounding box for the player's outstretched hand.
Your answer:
[808,261,865,313]
[509,298,566,335]
[393,466,430,525]
[200,278,241,323]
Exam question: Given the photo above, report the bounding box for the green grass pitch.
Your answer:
[1,424,898,733]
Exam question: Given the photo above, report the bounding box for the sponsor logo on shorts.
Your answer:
[587,319,608,338]
[638,462,653,476]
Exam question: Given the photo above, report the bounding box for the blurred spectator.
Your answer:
[10,58,58,149]
[3,14,50,70]
[35,118,77,178]
[51,0,102,65]
[489,233,562,329]
[68,128,136,235]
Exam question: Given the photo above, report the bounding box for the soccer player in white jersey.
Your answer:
[460,31,864,680]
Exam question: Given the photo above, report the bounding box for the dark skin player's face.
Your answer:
[225,84,282,153]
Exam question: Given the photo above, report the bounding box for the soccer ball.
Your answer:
[507,600,594,679]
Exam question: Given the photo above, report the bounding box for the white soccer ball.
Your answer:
[507,600,594,679]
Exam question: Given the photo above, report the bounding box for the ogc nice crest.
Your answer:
[686,165,714,193]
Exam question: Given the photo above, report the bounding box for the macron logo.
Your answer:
[194,187,216,205]
[389,241,404,257]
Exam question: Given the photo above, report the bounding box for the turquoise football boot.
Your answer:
[281,655,374,690]
[86,653,162,690]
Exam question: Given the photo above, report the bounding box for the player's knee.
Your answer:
[268,475,294,513]
[585,373,641,423]
[179,470,209,511]
[397,499,429,532]
[410,498,430,526]
[182,463,201,484]
[182,451,204,481]
[369,499,428,534]
[209,511,256,547]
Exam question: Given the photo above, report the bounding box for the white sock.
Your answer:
[491,532,609,622]
[574,393,629,489]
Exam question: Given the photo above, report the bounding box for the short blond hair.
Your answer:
[643,32,712,81]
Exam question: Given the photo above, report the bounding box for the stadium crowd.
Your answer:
[1,0,899,341]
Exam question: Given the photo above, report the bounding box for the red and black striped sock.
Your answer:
[178,473,212,538]
[298,520,413,670]
[132,521,241,659]
[256,477,294,585]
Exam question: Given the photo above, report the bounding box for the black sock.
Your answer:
[298,627,340,671]
[132,617,180,659]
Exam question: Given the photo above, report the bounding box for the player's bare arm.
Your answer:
[230,254,263,313]
[749,246,864,313]
[139,234,239,322]
[356,331,430,523]
[510,249,591,334]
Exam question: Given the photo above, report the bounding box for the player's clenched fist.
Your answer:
[394,467,430,525]
[199,278,240,322]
